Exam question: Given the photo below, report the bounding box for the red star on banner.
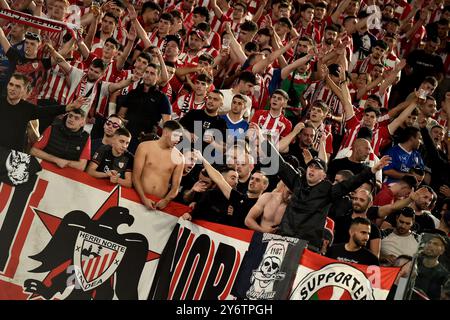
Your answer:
[28,186,160,299]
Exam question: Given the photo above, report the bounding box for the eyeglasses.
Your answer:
[105,120,121,128]
[25,32,41,42]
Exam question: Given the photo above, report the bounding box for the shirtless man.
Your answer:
[244,181,292,233]
[132,120,185,210]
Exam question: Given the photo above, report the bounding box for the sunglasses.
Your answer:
[25,32,41,41]
[105,120,121,129]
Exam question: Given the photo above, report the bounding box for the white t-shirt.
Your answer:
[381,232,418,258]
[219,89,252,118]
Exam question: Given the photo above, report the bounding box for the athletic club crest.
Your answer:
[23,187,153,300]
[73,232,126,291]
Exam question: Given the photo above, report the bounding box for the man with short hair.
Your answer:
[0,28,50,103]
[90,114,124,156]
[333,189,382,257]
[30,109,91,171]
[86,127,133,188]
[219,71,256,118]
[119,64,171,154]
[0,73,84,152]
[326,217,380,265]
[251,89,293,143]
[380,207,419,266]
[132,120,185,210]
[179,90,228,156]
[186,150,269,229]
[415,234,449,300]
[256,123,391,251]
[221,94,249,143]
[172,73,212,119]
[384,127,425,184]
[374,175,418,206]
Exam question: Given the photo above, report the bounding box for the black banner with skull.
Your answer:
[232,232,308,300]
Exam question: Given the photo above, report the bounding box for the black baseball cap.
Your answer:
[307,157,327,172]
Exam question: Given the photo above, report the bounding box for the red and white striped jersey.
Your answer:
[84,53,122,83]
[393,0,413,21]
[352,56,384,74]
[312,122,334,155]
[251,110,292,143]
[136,31,167,51]
[172,93,207,119]
[38,59,83,105]
[117,70,140,96]
[295,22,321,44]
[303,80,344,134]
[339,115,391,156]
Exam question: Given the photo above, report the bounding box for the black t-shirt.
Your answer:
[287,144,318,170]
[228,189,258,229]
[236,176,250,194]
[405,49,444,89]
[328,196,352,220]
[174,165,203,204]
[326,243,380,266]
[333,214,381,246]
[91,145,133,179]
[90,138,105,157]
[327,158,370,182]
[122,85,171,137]
[191,188,231,224]
[415,257,448,300]
[179,110,227,157]
[0,97,66,151]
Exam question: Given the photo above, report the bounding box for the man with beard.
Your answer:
[256,124,391,251]
[351,40,389,77]
[333,189,381,258]
[179,90,228,158]
[90,114,125,156]
[245,181,292,233]
[380,207,419,266]
[118,64,172,154]
[326,217,380,265]
[279,122,327,170]
[414,234,449,300]
[385,186,437,234]
[132,120,185,210]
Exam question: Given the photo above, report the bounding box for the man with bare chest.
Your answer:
[132,121,185,209]
[244,181,292,233]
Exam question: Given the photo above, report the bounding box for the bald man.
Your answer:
[333,188,381,258]
[327,138,381,186]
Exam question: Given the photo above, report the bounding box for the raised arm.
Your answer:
[116,25,137,71]
[194,150,232,199]
[252,38,296,74]
[224,22,247,64]
[45,43,72,73]
[281,51,314,80]
[0,26,11,54]
[387,97,418,134]
[279,122,304,153]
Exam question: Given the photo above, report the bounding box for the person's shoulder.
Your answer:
[96,144,112,153]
